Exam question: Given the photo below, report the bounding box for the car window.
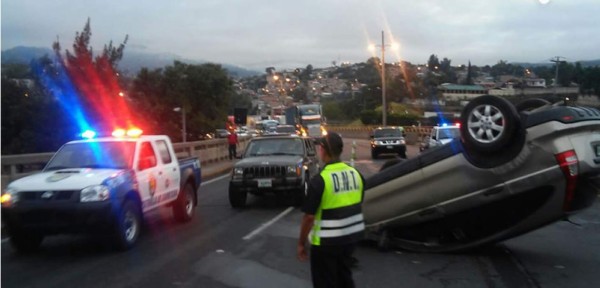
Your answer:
[138,141,157,170]
[374,129,402,138]
[155,140,173,164]
[246,138,304,156]
[439,128,460,139]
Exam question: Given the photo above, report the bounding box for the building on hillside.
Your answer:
[438,84,488,101]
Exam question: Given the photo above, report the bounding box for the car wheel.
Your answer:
[515,98,551,112]
[229,186,247,208]
[460,95,522,153]
[173,183,195,222]
[113,200,142,251]
[371,150,378,159]
[10,229,43,253]
[398,151,407,159]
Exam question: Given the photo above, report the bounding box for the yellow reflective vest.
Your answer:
[310,162,365,246]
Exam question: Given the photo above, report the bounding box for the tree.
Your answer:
[427,54,440,71]
[129,61,235,141]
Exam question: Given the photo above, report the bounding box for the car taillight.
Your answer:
[555,150,578,211]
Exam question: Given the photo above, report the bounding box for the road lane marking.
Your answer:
[242,206,295,240]
[202,174,230,186]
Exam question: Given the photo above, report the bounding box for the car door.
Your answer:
[136,141,163,211]
[154,139,180,202]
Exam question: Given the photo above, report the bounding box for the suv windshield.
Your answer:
[245,138,304,157]
[44,141,136,171]
[374,129,402,138]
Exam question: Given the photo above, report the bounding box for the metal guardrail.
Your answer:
[0,126,433,187]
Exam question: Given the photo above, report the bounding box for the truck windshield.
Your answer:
[44,141,136,171]
[298,105,320,116]
[245,138,304,156]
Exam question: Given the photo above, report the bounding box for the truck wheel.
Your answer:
[229,187,247,208]
[113,200,142,250]
[10,229,43,253]
[173,183,195,222]
[460,95,525,168]
[460,95,522,153]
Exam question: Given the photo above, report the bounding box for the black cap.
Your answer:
[317,132,343,156]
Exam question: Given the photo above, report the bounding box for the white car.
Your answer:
[420,124,461,152]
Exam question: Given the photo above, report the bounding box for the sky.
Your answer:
[2,0,599,71]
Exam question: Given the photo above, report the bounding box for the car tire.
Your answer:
[229,186,247,208]
[10,229,43,253]
[371,150,378,159]
[515,98,551,112]
[173,183,195,222]
[398,151,407,159]
[113,200,142,251]
[460,95,526,168]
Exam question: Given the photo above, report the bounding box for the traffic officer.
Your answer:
[297,132,365,288]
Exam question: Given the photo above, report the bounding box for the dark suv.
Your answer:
[370,127,407,159]
[228,135,319,208]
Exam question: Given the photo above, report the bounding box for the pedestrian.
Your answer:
[297,132,365,288]
[227,129,238,160]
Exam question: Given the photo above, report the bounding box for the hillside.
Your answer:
[1,46,261,78]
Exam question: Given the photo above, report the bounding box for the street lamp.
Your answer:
[173,107,186,142]
[369,31,398,126]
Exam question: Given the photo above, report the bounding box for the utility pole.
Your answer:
[550,56,566,97]
[381,31,387,127]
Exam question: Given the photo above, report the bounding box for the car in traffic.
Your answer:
[228,135,319,208]
[363,95,600,253]
[215,129,230,138]
[370,126,407,159]
[419,124,461,152]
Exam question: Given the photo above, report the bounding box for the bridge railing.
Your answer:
[1,126,433,187]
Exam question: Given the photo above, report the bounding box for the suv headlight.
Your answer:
[1,188,19,207]
[80,185,110,202]
[233,167,244,176]
[287,165,301,176]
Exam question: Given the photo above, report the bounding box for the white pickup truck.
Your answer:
[1,133,202,252]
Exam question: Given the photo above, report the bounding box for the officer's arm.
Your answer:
[298,213,314,247]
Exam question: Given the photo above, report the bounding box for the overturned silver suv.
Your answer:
[364,95,600,252]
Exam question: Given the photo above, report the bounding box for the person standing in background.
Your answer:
[227,129,238,160]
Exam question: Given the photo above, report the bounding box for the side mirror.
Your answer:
[369,135,374,139]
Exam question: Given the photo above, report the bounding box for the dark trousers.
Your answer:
[310,244,356,288]
[228,144,237,159]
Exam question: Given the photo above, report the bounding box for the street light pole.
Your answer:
[381,30,387,127]
[174,107,186,142]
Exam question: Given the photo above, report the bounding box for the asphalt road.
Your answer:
[2,139,599,288]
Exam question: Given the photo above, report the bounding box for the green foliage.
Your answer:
[360,110,380,125]
[129,61,235,141]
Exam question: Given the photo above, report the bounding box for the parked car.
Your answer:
[363,95,600,253]
[215,129,230,138]
[228,135,319,208]
[419,124,461,152]
[370,126,407,158]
